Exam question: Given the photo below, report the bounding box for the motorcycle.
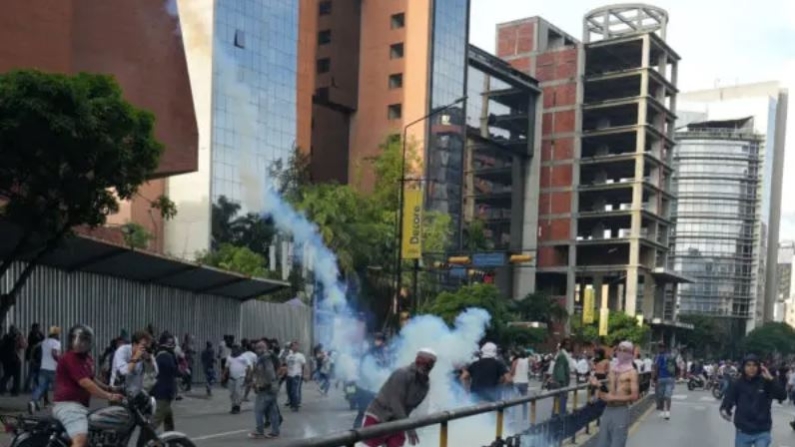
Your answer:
[687,373,709,391]
[343,380,358,410]
[0,391,195,447]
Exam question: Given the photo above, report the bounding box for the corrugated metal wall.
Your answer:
[240,301,312,349]
[1,262,312,382]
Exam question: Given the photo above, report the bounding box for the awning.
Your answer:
[0,221,288,300]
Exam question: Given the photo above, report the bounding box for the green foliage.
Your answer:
[511,292,569,329]
[421,284,511,341]
[676,314,733,359]
[742,322,795,357]
[120,223,153,250]
[502,325,547,350]
[463,218,491,251]
[0,70,169,320]
[211,196,276,259]
[197,243,267,277]
[269,149,312,204]
[571,311,649,346]
[149,195,178,220]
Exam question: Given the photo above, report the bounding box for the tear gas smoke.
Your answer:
[164,3,513,445]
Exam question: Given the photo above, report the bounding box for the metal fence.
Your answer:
[1,261,312,382]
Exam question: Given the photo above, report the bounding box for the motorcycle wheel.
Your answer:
[712,386,723,399]
[687,381,695,391]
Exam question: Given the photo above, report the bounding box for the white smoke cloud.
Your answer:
[163,1,504,443]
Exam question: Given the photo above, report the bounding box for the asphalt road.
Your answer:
[0,380,591,447]
[627,388,795,447]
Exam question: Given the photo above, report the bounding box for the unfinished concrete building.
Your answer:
[498,4,689,328]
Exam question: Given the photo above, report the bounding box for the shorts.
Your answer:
[361,415,406,447]
[53,402,89,438]
[657,377,675,398]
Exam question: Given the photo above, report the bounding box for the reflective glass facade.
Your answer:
[426,0,470,246]
[672,128,763,318]
[211,0,298,209]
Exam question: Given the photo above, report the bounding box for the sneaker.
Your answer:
[664,411,670,420]
[248,432,265,439]
[266,433,279,438]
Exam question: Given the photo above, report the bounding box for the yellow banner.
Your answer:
[583,288,595,324]
[599,307,610,336]
[401,186,423,259]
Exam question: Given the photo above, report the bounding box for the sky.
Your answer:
[469,0,795,243]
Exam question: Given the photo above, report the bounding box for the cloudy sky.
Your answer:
[469,0,795,242]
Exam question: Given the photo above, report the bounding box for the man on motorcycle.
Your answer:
[52,325,124,447]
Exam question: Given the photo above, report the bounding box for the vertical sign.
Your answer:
[599,308,610,336]
[583,288,595,324]
[401,186,423,259]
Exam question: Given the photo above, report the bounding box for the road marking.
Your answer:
[699,396,716,402]
[192,429,250,441]
[671,395,688,400]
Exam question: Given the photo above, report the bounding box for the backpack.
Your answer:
[253,354,276,393]
[660,354,677,376]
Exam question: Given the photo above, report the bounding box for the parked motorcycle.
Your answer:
[1,391,195,447]
[343,380,358,410]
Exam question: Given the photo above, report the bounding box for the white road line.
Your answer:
[192,429,250,441]
[671,394,688,400]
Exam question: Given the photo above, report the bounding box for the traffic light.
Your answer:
[448,256,471,265]
[509,254,534,263]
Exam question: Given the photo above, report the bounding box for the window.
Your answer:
[319,1,332,15]
[234,29,246,49]
[388,104,402,120]
[316,58,330,74]
[389,43,404,59]
[318,30,331,45]
[390,13,405,29]
[388,73,403,89]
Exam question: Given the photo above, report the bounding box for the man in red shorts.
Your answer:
[361,348,436,447]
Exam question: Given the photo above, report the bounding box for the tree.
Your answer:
[741,322,795,357]
[120,223,153,250]
[422,283,512,342]
[676,315,732,359]
[570,311,649,346]
[463,218,491,251]
[0,70,174,321]
[211,195,276,260]
[511,292,569,334]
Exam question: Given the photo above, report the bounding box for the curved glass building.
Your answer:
[672,117,763,327]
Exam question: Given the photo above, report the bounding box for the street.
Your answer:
[628,388,795,446]
[0,380,585,447]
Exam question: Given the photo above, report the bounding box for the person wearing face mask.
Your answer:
[52,325,124,447]
[362,349,436,447]
[590,340,639,447]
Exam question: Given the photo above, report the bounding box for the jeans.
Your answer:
[735,430,771,447]
[286,376,302,409]
[515,383,529,421]
[204,367,216,393]
[24,363,40,392]
[596,406,629,447]
[319,373,330,395]
[31,369,55,403]
[254,391,280,435]
[354,388,376,429]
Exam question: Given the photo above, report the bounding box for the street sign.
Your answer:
[472,252,506,267]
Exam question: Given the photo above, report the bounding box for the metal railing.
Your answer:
[285,373,652,447]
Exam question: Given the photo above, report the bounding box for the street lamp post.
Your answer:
[395,96,466,318]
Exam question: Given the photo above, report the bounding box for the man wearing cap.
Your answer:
[28,326,61,413]
[361,349,436,447]
[651,342,677,420]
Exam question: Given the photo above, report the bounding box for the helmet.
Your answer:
[68,325,94,353]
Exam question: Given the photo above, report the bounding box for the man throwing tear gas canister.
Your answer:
[361,348,436,447]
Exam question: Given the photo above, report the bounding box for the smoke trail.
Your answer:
[164,3,505,444]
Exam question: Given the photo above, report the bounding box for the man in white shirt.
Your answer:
[284,341,306,411]
[225,346,251,414]
[643,355,653,374]
[576,355,590,382]
[240,342,258,402]
[28,326,62,412]
[111,331,156,395]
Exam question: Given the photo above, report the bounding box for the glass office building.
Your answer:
[211,0,298,207]
[425,0,470,246]
[672,118,763,321]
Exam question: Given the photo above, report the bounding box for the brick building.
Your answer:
[0,0,198,253]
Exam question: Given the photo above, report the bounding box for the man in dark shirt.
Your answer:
[201,341,216,396]
[363,348,435,447]
[53,325,123,447]
[720,354,786,447]
[24,323,44,392]
[150,334,179,431]
[462,342,511,403]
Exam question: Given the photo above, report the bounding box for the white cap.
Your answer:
[417,348,437,359]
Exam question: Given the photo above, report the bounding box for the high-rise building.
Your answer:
[0,0,198,253]
[779,241,795,326]
[165,0,299,259]
[677,82,789,329]
[497,5,689,329]
[671,118,764,333]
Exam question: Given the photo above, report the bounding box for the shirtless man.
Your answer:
[590,340,639,447]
